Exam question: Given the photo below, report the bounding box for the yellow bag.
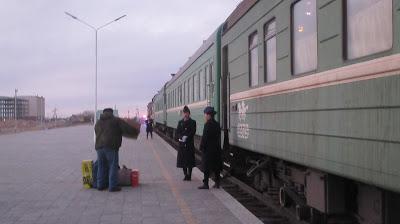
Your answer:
[82,160,93,189]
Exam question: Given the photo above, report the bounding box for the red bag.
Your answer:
[131,169,139,187]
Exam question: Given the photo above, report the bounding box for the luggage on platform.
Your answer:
[91,160,136,188]
[81,160,93,189]
[118,165,132,186]
[131,169,139,187]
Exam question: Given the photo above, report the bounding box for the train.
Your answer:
[150,0,400,223]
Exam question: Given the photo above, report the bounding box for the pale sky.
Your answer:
[0,0,241,117]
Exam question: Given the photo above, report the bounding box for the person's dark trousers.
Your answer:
[147,131,152,139]
[203,169,220,186]
[96,148,119,191]
[183,167,192,180]
[92,160,109,189]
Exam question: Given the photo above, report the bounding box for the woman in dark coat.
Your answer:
[176,106,196,181]
[198,106,222,189]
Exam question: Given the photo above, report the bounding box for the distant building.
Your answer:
[19,96,45,120]
[0,96,29,120]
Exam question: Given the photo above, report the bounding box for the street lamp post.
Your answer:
[65,12,126,128]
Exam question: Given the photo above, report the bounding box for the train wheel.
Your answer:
[279,187,291,207]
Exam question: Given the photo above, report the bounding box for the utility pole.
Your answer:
[65,12,126,145]
[14,89,18,132]
[128,110,130,119]
[65,12,126,127]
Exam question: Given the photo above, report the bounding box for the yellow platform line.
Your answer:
[149,141,198,224]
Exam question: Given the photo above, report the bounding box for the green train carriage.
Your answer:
[221,0,400,223]
[151,0,400,222]
[153,85,166,129]
[160,28,222,141]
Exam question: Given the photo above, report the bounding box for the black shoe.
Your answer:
[183,176,188,181]
[198,184,209,189]
[109,187,122,192]
[97,187,107,191]
[187,176,191,181]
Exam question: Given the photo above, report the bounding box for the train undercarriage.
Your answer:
[155,122,400,224]
[225,144,400,224]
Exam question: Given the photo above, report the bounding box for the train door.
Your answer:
[221,45,231,162]
[221,45,230,133]
[207,63,214,106]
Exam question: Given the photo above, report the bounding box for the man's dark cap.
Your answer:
[103,108,113,113]
[183,105,190,114]
[203,106,216,115]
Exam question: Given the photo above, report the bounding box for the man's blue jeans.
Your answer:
[96,148,119,190]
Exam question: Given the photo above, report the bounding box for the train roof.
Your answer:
[166,28,218,87]
[222,0,258,35]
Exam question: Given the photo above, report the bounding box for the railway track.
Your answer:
[155,129,308,224]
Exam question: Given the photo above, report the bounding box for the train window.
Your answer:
[194,73,199,101]
[346,0,392,59]
[192,76,195,102]
[188,79,191,103]
[186,79,189,103]
[292,0,317,75]
[249,32,259,86]
[198,73,201,101]
[204,66,208,99]
[179,86,182,105]
[209,63,213,83]
[200,70,205,100]
[264,20,276,83]
[178,87,180,106]
[183,82,186,105]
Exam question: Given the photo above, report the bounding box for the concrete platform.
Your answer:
[0,125,263,224]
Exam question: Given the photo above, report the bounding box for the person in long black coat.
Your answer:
[198,106,223,189]
[176,106,196,181]
[145,117,154,139]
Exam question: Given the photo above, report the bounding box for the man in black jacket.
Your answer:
[198,106,222,189]
[95,108,140,192]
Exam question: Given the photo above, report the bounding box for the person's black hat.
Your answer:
[103,108,113,113]
[203,106,216,115]
[183,105,190,114]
